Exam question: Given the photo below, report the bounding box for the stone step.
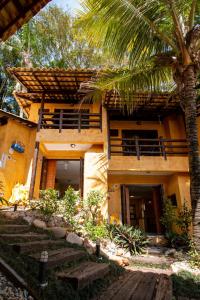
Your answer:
[147,235,168,247]
[129,255,170,266]
[30,247,86,269]
[146,246,168,256]
[57,261,110,290]
[0,233,48,242]
[0,225,30,233]
[11,240,65,254]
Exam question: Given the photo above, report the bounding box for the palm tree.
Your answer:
[80,0,200,247]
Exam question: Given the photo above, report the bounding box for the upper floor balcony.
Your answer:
[38,109,102,132]
[109,136,188,160]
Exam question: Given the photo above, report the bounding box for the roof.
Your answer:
[0,109,37,128]
[8,67,182,119]
[8,67,97,116]
[104,91,181,120]
[0,0,51,41]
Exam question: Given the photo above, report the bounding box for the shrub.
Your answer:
[0,181,8,206]
[60,186,80,229]
[37,189,59,218]
[108,224,148,255]
[176,202,192,237]
[189,241,200,269]
[84,190,104,225]
[84,221,108,241]
[160,198,176,234]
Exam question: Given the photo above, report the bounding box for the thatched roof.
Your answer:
[0,0,51,41]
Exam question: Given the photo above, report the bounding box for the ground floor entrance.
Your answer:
[41,159,84,196]
[121,184,163,234]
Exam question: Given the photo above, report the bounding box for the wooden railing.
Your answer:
[38,110,102,132]
[109,137,188,160]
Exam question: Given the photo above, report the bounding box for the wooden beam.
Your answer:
[29,141,40,200]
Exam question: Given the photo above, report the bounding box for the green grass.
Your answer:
[172,271,200,299]
[128,260,170,270]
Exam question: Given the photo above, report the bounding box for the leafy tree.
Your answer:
[0,4,111,114]
[80,0,200,248]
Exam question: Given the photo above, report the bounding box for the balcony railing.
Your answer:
[38,110,102,132]
[109,137,188,160]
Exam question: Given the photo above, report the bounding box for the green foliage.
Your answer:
[172,271,200,299]
[160,198,176,234]
[84,190,104,225]
[83,190,108,241]
[161,199,192,248]
[189,241,200,269]
[108,224,148,255]
[176,202,192,236]
[37,189,59,218]
[60,186,80,229]
[84,221,108,241]
[0,181,8,206]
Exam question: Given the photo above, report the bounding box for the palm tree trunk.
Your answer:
[182,65,200,248]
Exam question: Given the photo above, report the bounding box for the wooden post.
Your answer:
[160,137,167,160]
[135,136,140,160]
[78,112,81,132]
[29,141,40,200]
[59,109,63,133]
[100,105,102,132]
[37,93,45,132]
[125,186,131,225]
[107,111,111,159]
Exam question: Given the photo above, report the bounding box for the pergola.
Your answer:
[8,67,182,120]
[0,0,51,41]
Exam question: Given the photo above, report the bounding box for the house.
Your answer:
[0,67,193,235]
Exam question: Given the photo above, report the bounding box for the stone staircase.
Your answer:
[0,218,112,299]
[0,215,174,300]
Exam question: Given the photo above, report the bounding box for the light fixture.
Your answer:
[130,195,135,198]
[70,144,76,148]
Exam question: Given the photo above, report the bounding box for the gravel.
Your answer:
[0,271,34,300]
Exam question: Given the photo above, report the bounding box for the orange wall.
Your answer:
[0,119,36,199]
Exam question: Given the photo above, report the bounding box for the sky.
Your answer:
[51,0,81,14]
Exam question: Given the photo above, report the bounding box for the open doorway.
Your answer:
[55,160,83,196]
[121,184,163,234]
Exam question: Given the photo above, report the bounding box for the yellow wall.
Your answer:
[107,173,190,224]
[0,119,36,200]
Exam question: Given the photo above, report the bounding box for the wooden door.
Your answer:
[45,160,56,189]
[121,185,130,225]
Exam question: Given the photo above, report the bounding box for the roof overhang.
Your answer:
[8,67,182,119]
[0,0,51,41]
[0,109,37,128]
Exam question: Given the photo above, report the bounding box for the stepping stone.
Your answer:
[57,261,110,289]
[11,240,65,254]
[30,247,86,269]
[0,225,30,233]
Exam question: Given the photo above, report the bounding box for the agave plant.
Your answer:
[108,224,148,255]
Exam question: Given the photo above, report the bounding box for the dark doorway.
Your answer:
[122,130,159,156]
[121,184,163,234]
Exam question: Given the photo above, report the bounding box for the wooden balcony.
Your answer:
[109,137,188,160]
[38,110,102,133]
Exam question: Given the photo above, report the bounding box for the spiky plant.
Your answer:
[108,224,148,255]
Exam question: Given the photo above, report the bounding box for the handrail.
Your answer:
[38,110,102,133]
[109,136,188,160]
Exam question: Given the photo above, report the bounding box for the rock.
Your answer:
[66,232,83,246]
[108,255,130,267]
[33,219,47,229]
[171,261,200,275]
[165,248,177,257]
[48,227,67,239]
[22,216,34,224]
[116,249,124,256]
[83,238,95,254]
